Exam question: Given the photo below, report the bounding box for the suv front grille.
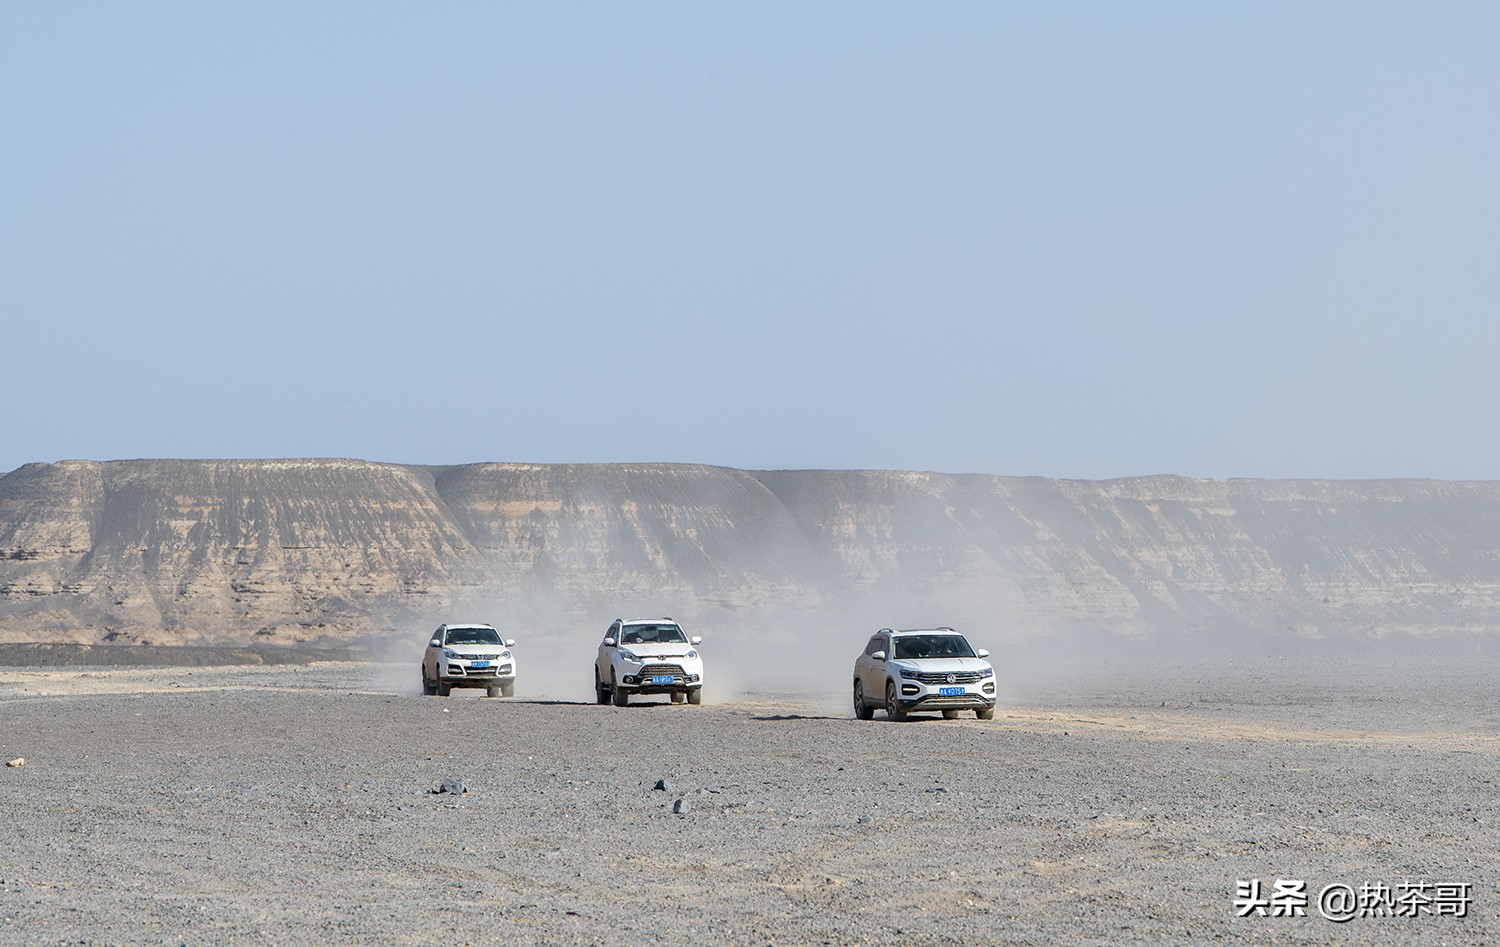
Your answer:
[453,666,499,678]
[914,670,985,684]
[639,664,685,679]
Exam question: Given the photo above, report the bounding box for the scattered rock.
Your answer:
[652,778,675,793]
[5,758,23,768]
[672,798,690,815]
[431,779,466,795]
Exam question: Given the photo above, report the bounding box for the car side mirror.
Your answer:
[505,639,516,647]
[603,637,615,646]
[871,650,886,661]
[690,636,702,646]
[429,638,440,647]
[977,649,989,658]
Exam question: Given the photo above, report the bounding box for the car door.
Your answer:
[596,621,619,684]
[859,633,888,698]
[423,626,443,678]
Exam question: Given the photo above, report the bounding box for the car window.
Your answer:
[893,634,975,660]
[864,636,884,656]
[444,627,501,646]
[622,623,686,644]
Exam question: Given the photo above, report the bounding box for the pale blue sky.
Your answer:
[5,3,1497,480]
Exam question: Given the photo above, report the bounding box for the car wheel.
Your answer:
[976,706,995,720]
[594,670,610,705]
[686,687,702,705]
[885,681,906,722]
[942,709,961,720]
[671,691,685,704]
[437,681,451,697]
[611,671,629,707]
[500,681,514,698]
[853,680,874,720]
[486,683,501,698]
[422,674,436,696]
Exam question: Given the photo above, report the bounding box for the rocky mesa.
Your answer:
[3,458,1500,648]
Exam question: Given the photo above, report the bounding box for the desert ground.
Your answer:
[1,644,1496,945]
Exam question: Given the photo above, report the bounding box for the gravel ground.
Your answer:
[0,652,1495,945]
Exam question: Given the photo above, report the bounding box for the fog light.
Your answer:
[901,683,919,696]
[687,674,700,682]
[623,675,637,685]
[982,682,995,694]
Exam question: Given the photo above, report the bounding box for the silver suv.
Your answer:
[422,623,517,697]
[852,627,996,721]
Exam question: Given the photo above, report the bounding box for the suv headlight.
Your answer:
[442,648,462,659]
[898,667,921,679]
[685,650,698,660]
[979,667,994,679]
[500,650,512,660]
[618,649,640,662]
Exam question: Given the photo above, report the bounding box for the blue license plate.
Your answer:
[651,675,675,685]
[470,661,491,669]
[939,686,964,697]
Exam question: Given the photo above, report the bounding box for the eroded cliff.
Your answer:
[2,459,1498,646]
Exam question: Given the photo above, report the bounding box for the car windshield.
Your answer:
[619,623,687,645]
[445,627,501,646]
[893,634,975,660]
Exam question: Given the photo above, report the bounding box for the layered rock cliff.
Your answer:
[2,459,1498,646]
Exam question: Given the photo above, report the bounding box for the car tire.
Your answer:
[853,680,874,720]
[422,673,437,696]
[500,681,515,698]
[671,692,685,704]
[595,670,610,705]
[885,681,907,722]
[612,672,629,707]
[686,687,702,705]
[942,709,961,720]
[437,681,451,697]
[976,706,995,720]
[486,683,501,698]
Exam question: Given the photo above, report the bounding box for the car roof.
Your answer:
[623,617,678,625]
[886,627,962,636]
[443,623,496,630]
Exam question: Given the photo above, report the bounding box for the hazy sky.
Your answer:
[5,3,1497,480]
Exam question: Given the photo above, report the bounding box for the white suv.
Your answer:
[595,618,704,706]
[852,627,996,721]
[422,623,517,698]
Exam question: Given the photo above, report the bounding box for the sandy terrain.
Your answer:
[1,649,1495,945]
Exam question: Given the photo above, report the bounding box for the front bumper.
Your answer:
[440,661,515,683]
[897,678,996,710]
[618,663,702,693]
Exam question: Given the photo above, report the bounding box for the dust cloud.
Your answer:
[353,467,1495,712]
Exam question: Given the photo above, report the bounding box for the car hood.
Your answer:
[892,657,991,674]
[618,642,698,660]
